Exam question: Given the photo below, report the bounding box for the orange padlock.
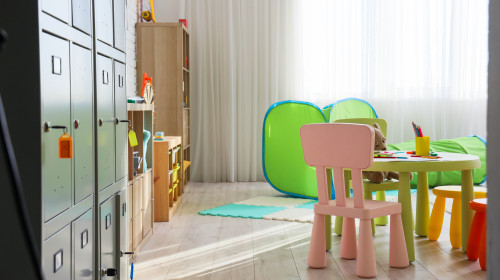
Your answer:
[59,132,73,158]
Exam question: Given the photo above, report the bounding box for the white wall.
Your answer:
[150,0,187,22]
[126,0,138,97]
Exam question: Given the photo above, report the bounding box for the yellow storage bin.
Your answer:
[172,165,180,183]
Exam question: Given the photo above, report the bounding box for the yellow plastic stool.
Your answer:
[428,186,487,248]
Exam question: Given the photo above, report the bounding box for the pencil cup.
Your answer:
[415,136,430,156]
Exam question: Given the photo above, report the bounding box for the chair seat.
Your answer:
[314,198,401,219]
[432,186,487,199]
[469,198,487,212]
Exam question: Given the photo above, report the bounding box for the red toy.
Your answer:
[142,73,152,98]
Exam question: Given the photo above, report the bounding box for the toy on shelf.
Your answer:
[142,73,154,104]
[141,0,157,22]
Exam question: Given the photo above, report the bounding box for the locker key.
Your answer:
[120,250,134,257]
[128,130,138,147]
[115,118,131,125]
[74,119,80,129]
[42,122,73,158]
[101,268,117,277]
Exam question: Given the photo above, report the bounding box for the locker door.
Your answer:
[114,61,127,181]
[116,190,128,279]
[42,225,71,280]
[73,209,93,280]
[41,32,72,221]
[72,0,92,35]
[96,55,115,191]
[41,0,70,23]
[95,0,113,45]
[100,197,117,280]
[113,0,126,51]
[71,44,94,203]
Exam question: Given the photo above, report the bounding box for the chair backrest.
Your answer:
[324,98,378,122]
[300,123,374,208]
[334,118,388,138]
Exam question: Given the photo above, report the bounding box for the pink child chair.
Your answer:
[300,123,409,278]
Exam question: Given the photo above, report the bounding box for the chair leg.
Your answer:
[357,219,377,278]
[450,198,462,249]
[375,191,389,226]
[389,213,409,268]
[479,217,487,270]
[467,212,485,261]
[341,217,357,259]
[308,213,327,268]
[428,196,446,241]
[363,189,376,235]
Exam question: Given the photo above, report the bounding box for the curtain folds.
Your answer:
[190,0,489,182]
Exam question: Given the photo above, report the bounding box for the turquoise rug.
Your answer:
[198,190,417,223]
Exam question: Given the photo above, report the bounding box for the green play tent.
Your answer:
[262,101,327,198]
[387,136,487,186]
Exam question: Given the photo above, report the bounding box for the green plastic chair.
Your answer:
[323,98,378,122]
[262,101,327,199]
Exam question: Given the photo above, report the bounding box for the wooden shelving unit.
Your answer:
[153,136,183,222]
[137,22,191,190]
[127,103,154,255]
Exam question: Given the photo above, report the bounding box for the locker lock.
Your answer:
[43,121,68,133]
[101,268,117,277]
[115,118,131,125]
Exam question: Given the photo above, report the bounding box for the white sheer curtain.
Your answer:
[189,0,489,182]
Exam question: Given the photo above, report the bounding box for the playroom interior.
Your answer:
[0,0,499,279]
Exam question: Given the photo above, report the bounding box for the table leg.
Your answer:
[415,172,430,236]
[398,172,415,262]
[325,168,332,251]
[334,170,351,235]
[461,169,475,252]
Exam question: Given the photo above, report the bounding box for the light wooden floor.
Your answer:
[133,182,486,280]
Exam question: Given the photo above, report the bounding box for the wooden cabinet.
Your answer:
[127,103,154,254]
[153,136,183,222]
[137,22,191,188]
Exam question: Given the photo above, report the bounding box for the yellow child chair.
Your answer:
[428,185,487,248]
[333,118,399,235]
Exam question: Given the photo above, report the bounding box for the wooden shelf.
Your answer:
[127,103,154,111]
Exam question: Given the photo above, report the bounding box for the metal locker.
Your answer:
[114,61,127,181]
[73,209,93,280]
[42,225,71,280]
[113,0,126,51]
[41,32,72,221]
[116,190,129,279]
[41,0,70,24]
[72,0,92,35]
[96,55,115,191]
[94,0,114,46]
[71,43,94,203]
[100,196,117,279]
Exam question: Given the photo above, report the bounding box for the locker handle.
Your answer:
[74,119,80,129]
[98,118,115,126]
